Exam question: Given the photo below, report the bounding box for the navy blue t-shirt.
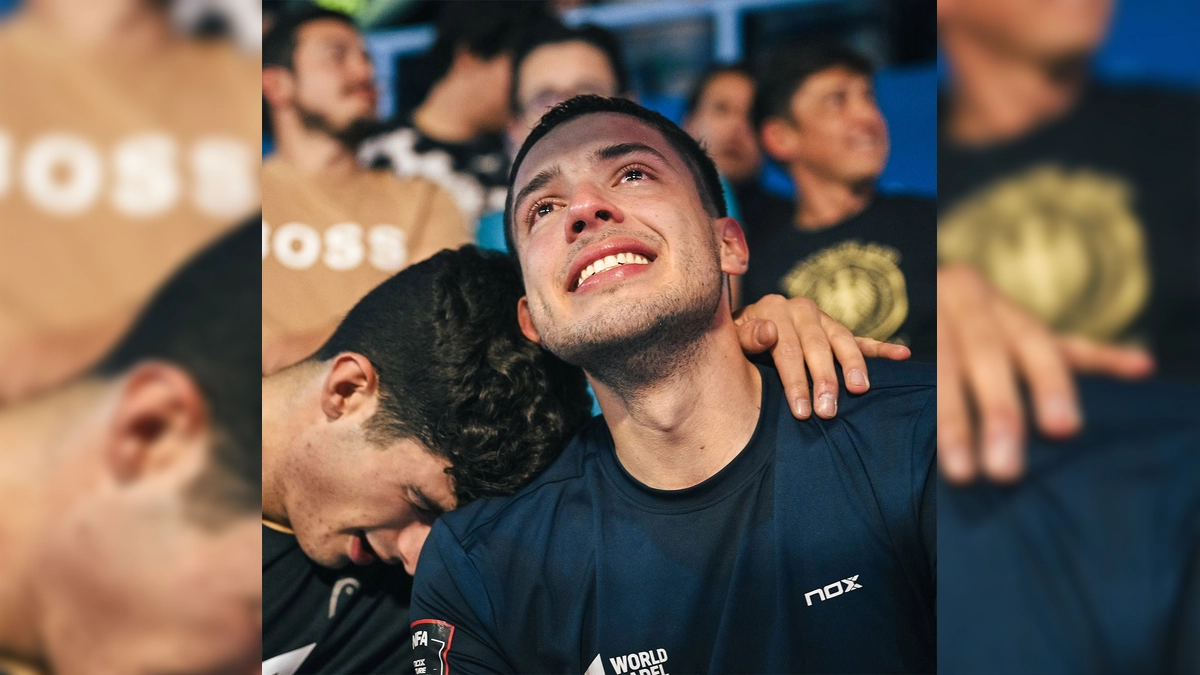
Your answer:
[939,377,1200,674]
[410,361,936,674]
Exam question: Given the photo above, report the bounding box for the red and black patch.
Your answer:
[411,619,456,675]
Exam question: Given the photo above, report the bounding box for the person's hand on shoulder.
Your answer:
[937,265,1154,484]
[734,293,912,420]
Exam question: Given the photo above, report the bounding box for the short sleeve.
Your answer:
[410,519,512,674]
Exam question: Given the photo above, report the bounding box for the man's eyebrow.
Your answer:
[513,165,562,216]
[594,142,671,166]
[409,486,450,516]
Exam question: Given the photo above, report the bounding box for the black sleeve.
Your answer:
[410,519,513,674]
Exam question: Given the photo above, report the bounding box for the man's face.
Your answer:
[684,72,761,184]
[38,381,262,674]
[511,113,732,368]
[510,41,620,148]
[939,0,1113,62]
[288,19,378,133]
[283,411,456,575]
[779,67,888,185]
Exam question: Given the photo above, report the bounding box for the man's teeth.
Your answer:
[578,252,650,286]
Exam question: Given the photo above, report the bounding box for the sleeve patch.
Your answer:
[411,619,456,675]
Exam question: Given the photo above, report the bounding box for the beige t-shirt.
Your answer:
[0,17,261,397]
[261,157,470,372]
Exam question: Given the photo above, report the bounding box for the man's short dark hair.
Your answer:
[262,6,360,141]
[684,63,753,120]
[752,41,875,130]
[503,95,728,259]
[95,216,260,528]
[313,246,593,505]
[509,19,630,115]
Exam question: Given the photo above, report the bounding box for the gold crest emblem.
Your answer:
[938,166,1149,340]
[780,240,909,341]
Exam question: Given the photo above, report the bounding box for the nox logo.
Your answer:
[804,575,862,606]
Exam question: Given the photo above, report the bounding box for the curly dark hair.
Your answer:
[314,245,593,505]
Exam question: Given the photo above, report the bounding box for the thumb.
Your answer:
[1058,335,1155,378]
[737,319,778,354]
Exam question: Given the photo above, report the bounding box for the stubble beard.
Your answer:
[533,240,726,401]
[297,105,382,150]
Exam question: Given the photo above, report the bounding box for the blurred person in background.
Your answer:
[681,63,760,306]
[682,63,763,213]
[936,0,1194,482]
[0,219,260,675]
[261,6,469,375]
[0,0,260,404]
[478,17,631,252]
[262,244,907,674]
[743,41,937,363]
[937,2,1200,672]
[359,0,548,229]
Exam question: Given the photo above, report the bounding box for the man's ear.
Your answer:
[517,297,542,344]
[105,362,207,484]
[760,116,799,163]
[320,353,379,421]
[262,66,295,109]
[716,216,750,276]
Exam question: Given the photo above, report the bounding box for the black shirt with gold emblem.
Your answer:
[742,193,937,362]
[938,85,1200,376]
[263,524,414,675]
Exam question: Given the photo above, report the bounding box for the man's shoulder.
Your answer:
[437,416,608,550]
[854,358,935,394]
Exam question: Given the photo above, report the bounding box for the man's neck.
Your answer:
[942,30,1087,146]
[790,168,875,231]
[0,384,102,666]
[260,363,323,526]
[24,1,170,57]
[411,74,486,144]
[590,313,763,490]
[272,118,361,178]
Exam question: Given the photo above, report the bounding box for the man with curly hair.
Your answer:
[261,245,592,674]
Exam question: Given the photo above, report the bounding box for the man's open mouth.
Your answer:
[575,252,651,288]
[568,239,658,293]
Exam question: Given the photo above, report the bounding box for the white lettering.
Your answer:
[609,655,629,674]
[843,574,862,591]
[191,135,256,218]
[273,222,320,269]
[639,652,651,668]
[368,224,408,271]
[824,581,844,599]
[805,588,825,606]
[412,630,428,648]
[23,133,102,214]
[111,132,179,216]
[323,222,365,270]
[656,649,668,663]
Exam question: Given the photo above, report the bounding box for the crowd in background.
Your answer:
[260,0,940,374]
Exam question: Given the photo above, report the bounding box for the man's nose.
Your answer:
[565,184,624,241]
[395,522,434,576]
